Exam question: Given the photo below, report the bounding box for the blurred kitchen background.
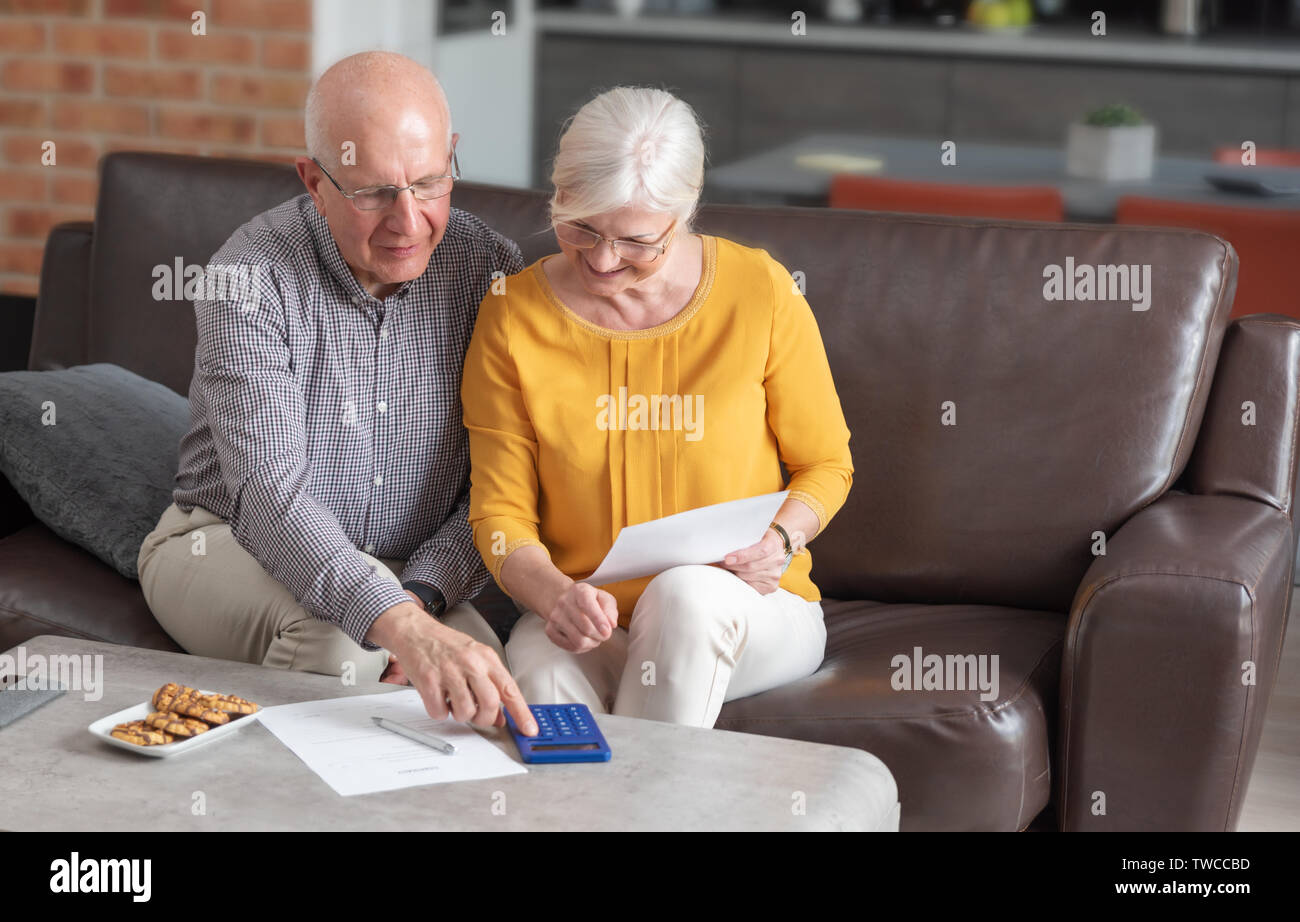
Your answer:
[2,0,1299,357]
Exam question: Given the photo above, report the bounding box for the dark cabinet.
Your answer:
[533,37,740,187]
[534,31,1298,189]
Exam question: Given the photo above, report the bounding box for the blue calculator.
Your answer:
[504,703,612,763]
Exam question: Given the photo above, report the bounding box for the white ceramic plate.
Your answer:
[89,691,261,758]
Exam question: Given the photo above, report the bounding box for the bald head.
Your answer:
[305,51,452,168]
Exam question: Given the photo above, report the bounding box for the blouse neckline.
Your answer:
[533,234,718,340]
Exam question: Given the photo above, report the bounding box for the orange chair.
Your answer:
[828,174,1065,222]
[1213,146,1300,168]
[1114,195,1300,321]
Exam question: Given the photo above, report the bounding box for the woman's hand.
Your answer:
[544,581,620,653]
[721,527,789,595]
[379,653,411,685]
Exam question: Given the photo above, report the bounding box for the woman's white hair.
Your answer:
[549,86,706,229]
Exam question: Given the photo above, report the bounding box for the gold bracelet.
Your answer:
[768,521,793,557]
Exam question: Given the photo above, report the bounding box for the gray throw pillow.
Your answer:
[0,363,189,578]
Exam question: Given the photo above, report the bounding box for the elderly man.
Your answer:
[137,51,537,735]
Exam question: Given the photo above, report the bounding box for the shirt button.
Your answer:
[363,543,375,554]
[373,474,383,486]
[379,327,389,340]
[376,400,387,413]
[352,295,363,306]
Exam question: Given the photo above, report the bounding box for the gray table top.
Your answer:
[706,132,1300,220]
[0,636,899,832]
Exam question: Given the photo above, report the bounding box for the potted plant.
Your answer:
[1065,103,1157,182]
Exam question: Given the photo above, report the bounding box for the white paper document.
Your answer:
[582,491,789,586]
[258,689,526,797]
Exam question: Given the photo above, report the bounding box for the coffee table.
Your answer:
[0,636,900,831]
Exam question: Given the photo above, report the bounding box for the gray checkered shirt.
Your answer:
[174,193,523,650]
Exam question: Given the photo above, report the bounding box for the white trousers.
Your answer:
[505,564,828,728]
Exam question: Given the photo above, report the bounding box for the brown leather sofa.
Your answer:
[2,151,1296,831]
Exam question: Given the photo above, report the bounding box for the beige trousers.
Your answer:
[505,564,827,728]
[137,502,504,684]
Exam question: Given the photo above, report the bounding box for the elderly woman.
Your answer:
[461,86,852,728]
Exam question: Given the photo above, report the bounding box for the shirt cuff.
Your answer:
[341,576,414,652]
[401,580,446,617]
[486,538,550,592]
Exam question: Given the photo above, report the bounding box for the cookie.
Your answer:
[151,682,187,712]
[110,720,173,746]
[167,692,230,726]
[149,682,258,723]
[204,693,260,715]
[144,710,210,738]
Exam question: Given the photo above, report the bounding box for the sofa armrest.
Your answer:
[28,220,93,373]
[1183,315,1300,515]
[1057,490,1293,830]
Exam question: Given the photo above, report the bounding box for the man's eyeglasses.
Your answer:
[553,220,677,263]
[312,148,460,211]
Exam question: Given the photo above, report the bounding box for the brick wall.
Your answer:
[0,0,312,295]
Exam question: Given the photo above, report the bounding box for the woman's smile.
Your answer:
[583,258,628,280]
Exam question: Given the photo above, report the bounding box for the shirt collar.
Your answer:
[303,196,420,306]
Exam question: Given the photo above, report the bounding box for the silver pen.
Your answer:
[371,716,457,754]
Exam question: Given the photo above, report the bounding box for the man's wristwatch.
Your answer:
[401,581,446,618]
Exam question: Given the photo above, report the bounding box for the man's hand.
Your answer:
[378,589,435,684]
[544,582,619,654]
[366,600,538,736]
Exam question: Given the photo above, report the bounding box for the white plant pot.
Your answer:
[1065,122,1157,182]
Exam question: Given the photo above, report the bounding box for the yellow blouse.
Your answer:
[461,234,853,629]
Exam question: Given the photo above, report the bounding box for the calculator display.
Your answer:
[531,742,601,751]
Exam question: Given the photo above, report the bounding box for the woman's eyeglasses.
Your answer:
[553,220,677,262]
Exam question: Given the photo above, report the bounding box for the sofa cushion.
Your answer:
[0,521,183,653]
[89,153,306,396]
[0,363,188,579]
[693,206,1236,613]
[714,597,1066,831]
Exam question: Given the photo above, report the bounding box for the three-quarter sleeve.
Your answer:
[461,288,550,591]
[761,251,854,532]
